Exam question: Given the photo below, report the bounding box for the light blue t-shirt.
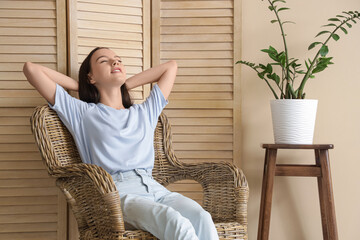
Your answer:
[48,83,169,175]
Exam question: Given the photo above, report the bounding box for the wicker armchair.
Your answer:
[30,105,249,240]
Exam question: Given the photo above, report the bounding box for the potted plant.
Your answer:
[236,0,360,144]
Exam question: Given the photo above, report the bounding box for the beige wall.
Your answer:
[241,0,360,239]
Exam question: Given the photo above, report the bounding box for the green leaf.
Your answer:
[351,19,357,23]
[343,11,353,17]
[261,49,273,54]
[268,54,278,62]
[312,64,328,74]
[321,23,337,28]
[346,22,352,28]
[268,6,274,11]
[308,42,322,50]
[305,60,309,69]
[328,18,341,22]
[278,7,290,12]
[289,59,298,66]
[272,0,286,4]
[261,46,277,54]
[325,57,334,64]
[273,73,280,84]
[332,33,340,41]
[271,20,278,23]
[319,45,329,57]
[269,46,278,52]
[265,64,273,74]
[296,70,306,74]
[267,73,280,84]
[257,73,265,79]
[282,21,296,25]
[280,55,286,67]
[236,60,251,65]
[236,60,257,68]
[340,26,348,34]
[315,30,331,37]
[336,14,347,18]
[274,74,280,84]
[262,46,280,61]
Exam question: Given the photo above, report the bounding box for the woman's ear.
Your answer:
[88,73,96,84]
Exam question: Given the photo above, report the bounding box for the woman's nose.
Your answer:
[112,60,119,66]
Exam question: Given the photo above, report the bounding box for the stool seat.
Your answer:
[262,144,334,149]
[257,144,338,240]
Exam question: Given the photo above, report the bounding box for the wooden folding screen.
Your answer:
[0,0,241,238]
[0,0,67,239]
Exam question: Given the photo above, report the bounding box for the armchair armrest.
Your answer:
[158,160,248,224]
[52,163,126,236]
[51,163,117,194]
[184,161,249,224]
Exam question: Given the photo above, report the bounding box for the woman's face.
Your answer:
[88,48,127,88]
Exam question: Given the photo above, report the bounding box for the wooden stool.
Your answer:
[257,144,338,240]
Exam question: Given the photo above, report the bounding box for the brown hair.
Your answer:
[78,47,133,108]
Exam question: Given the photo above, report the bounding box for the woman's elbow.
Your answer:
[23,62,37,83]
[23,62,34,77]
[168,60,178,70]
[23,62,32,72]
[23,62,31,80]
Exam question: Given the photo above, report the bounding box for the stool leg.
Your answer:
[258,148,277,240]
[315,149,329,240]
[317,149,338,240]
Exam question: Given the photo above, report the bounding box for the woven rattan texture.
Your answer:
[30,105,249,240]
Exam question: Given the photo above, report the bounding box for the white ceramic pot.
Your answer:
[270,99,318,144]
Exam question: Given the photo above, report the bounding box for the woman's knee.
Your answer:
[163,210,198,240]
[167,211,193,228]
[186,207,214,225]
[199,210,213,223]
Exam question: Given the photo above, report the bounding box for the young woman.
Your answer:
[23,47,219,240]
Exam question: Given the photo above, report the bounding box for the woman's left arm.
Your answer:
[125,60,177,100]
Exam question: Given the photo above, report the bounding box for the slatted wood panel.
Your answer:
[69,0,151,102]
[67,0,150,238]
[0,0,67,239]
[153,0,241,204]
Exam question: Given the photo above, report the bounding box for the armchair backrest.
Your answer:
[30,105,82,175]
[30,105,180,180]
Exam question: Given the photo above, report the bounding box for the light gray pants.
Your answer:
[111,169,219,240]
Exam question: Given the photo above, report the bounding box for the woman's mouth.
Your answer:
[111,68,122,73]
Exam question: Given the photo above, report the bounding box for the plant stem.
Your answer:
[281,68,285,98]
[268,0,291,97]
[298,15,360,98]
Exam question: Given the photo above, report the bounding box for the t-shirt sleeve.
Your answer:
[142,83,169,129]
[48,83,90,132]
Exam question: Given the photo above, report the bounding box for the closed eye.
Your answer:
[100,60,122,63]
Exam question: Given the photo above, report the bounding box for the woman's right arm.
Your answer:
[23,62,79,106]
